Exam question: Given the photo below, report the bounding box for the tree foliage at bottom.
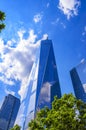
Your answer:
[28,94,86,130]
[0,11,6,32]
[10,124,21,130]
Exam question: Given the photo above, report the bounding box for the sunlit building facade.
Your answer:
[70,60,86,102]
[24,40,61,130]
[0,94,20,130]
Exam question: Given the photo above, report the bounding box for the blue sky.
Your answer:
[0,0,86,126]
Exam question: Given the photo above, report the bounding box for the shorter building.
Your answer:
[70,60,86,102]
[0,94,20,130]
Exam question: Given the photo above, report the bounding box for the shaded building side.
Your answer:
[0,94,20,130]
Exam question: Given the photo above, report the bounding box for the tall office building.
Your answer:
[0,94,20,130]
[24,40,61,129]
[70,60,86,102]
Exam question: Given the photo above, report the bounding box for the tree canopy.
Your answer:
[0,11,6,32]
[29,94,86,130]
[10,124,21,130]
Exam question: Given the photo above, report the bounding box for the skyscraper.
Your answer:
[70,60,86,102]
[0,94,20,130]
[24,40,61,129]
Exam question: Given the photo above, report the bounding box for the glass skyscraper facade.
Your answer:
[70,60,86,102]
[0,94,20,130]
[24,40,61,130]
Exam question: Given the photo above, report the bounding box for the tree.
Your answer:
[28,94,86,130]
[0,11,6,32]
[10,124,21,130]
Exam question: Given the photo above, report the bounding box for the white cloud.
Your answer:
[33,13,43,23]
[58,0,81,19]
[0,76,14,85]
[42,34,48,40]
[80,58,85,64]
[47,3,50,8]
[83,83,86,93]
[5,89,15,96]
[17,30,26,41]
[38,81,56,105]
[0,29,40,101]
[38,82,51,104]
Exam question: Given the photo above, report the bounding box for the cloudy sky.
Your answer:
[0,0,86,122]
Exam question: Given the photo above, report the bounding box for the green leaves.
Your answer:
[0,11,6,21]
[28,94,86,130]
[0,11,6,32]
[10,124,21,130]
